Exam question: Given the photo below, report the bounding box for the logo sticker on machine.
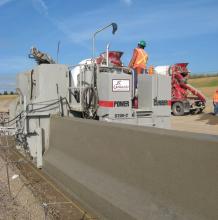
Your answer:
[153,97,171,106]
[114,101,129,107]
[112,79,130,92]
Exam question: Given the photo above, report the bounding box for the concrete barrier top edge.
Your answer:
[51,115,218,143]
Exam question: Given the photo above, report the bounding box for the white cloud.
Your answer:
[113,0,218,42]
[29,0,218,48]
[32,0,48,15]
[121,0,133,6]
[53,2,217,45]
[54,20,93,43]
[0,0,14,7]
[49,6,120,45]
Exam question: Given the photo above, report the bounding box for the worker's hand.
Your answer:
[128,68,132,73]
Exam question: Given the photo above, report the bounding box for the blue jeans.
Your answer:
[214,103,218,115]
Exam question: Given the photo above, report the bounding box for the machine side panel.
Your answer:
[34,64,69,102]
[153,75,171,116]
[138,75,153,110]
[97,72,132,119]
[138,74,171,116]
[16,71,31,102]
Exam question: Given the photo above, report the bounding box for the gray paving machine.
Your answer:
[8,23,171,167]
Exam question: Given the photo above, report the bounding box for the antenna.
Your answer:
[56,40,61,63]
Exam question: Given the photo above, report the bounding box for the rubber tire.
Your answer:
[172,102,185,116]
[198,108,204,114]
[190,109,200,115]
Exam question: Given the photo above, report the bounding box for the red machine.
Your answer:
[171,63,206,116]
[97,51,123,66]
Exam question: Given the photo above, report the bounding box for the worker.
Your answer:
[128,40,148,89]
[148,65,154,75]
[213,89,218,115]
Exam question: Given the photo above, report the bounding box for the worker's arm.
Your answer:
[213,94,216,105]
[145,53,149,64]
[128,49,137,69]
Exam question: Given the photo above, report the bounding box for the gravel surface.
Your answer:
[172,100,218,136]
[0,179,28,220]
[0,150,45,220]
[0,137,94,220]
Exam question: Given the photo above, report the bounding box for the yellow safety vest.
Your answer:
[133,48,148,69]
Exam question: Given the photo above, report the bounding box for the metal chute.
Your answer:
[29,47,55,64]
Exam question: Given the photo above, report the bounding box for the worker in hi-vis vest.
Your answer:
[213,89,218,115]
[128,40,148,89]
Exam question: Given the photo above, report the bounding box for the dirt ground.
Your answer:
[198,87,217,99]
[0,95,17,112]
[171,100,218,136]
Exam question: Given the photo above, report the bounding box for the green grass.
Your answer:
[189,73,218,79]
[189,76,218,88]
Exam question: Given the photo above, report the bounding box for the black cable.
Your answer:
[2,111,24,126]
[28,98,59,105]
[30,69,34,100]
[30,105,59,113]
[6,115,25,127]
[28,100,60,112]
[62,97,71,110]
[2,97,70,127]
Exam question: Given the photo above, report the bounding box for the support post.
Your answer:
[36,128,43,168]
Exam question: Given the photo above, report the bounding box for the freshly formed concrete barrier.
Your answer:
[44,116,218,220]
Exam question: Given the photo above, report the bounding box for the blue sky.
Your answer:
[0,0,218,91]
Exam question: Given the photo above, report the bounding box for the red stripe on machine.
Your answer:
[168,100,172,106]
[98,101,114,107]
